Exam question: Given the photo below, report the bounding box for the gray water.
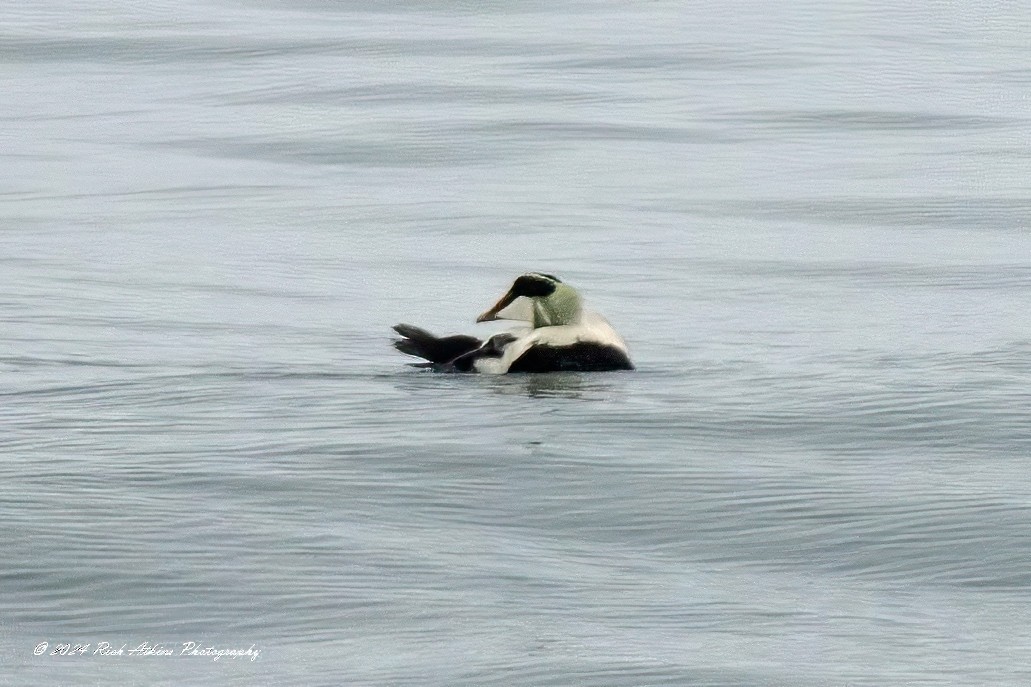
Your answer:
[3,1,1030,685]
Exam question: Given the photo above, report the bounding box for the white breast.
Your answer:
[473,312,629,375]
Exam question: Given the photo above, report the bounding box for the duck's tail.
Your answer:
[392,324,482,364]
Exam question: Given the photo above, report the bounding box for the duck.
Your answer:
[392,273,634,373]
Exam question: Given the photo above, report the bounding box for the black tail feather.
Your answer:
[392,324,482,364]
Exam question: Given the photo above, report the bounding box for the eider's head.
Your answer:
[476,273,583,328]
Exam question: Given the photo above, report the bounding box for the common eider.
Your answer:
[392,273,634,373]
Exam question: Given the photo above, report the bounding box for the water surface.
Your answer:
[2,1,1030,685]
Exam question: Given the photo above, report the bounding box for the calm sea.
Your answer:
[2,1,1030,685]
